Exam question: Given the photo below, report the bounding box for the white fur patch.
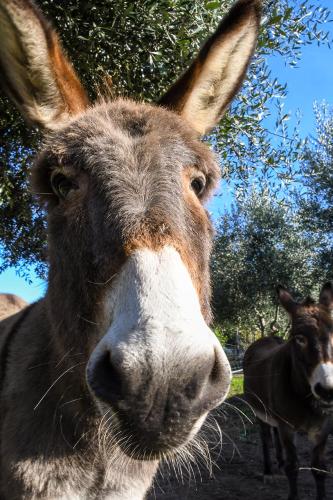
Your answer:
[87,246,231,499]
[90,245,231,406]
[310,362,333,397]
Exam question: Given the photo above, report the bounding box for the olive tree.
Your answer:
[0,0,331,275]
[212,188,323,342]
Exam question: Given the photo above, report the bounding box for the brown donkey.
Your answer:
[0,293,27,321]
[0,0,260,498]
[244,283,333,500]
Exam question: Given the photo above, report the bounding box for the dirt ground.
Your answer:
[147,396,333,500]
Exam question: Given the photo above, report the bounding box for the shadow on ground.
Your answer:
[147,396,333,500]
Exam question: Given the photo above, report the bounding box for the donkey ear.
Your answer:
[319,282,333,310]
[277,286,298,315]
[159,0,261,135]
[0,0,89,129]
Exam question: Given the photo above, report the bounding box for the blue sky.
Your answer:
[1,2,333,304]
[207,1,333,217]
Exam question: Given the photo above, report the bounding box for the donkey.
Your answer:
[0,0,260,498]
[0,293,27,321]
[243,283,333,500]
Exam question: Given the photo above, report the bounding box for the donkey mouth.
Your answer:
[86,315,230,460]
[88,383,209,460]
[318,401,333,411]
[110,421,194,460]
[86,357,214,460]
[311,397,333,414]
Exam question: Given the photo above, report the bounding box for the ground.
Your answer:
[147,395,333,500]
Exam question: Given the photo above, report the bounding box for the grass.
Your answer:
[228,374,244,398]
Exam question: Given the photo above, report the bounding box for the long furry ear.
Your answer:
[319,282,333,310]
[277,285,298,315]
[159,0,261,135]
[0,0,89,129]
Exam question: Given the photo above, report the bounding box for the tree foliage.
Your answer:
[0,0,331,274]
[300,104,333,232]
[211,189,324,342]
[298,103,333,276]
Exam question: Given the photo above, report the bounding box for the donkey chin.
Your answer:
[86,247,231,460]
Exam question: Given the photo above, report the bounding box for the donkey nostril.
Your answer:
[88,351,123,404]
[209,347,224,385]
[314,382,333,402]
[184,378,200,400]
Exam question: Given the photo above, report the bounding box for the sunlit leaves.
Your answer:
[212,188,323,340]
[298,103,333,274]
[0,0,331,274]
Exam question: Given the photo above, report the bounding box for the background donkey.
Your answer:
[243,283,333,500]
[0,293,27,321]
[0,0,260,498]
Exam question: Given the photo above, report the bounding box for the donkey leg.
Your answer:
[278,425,299,500]
[258,419,273,477]
[273,426,284,471]
[311,432,329,500]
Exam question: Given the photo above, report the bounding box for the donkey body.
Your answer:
[0,293,27,320]
[0,0,260,498]
[243,284,333,500]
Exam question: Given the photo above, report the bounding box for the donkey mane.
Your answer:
[301,296,316,307]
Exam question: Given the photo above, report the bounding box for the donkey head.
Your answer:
[0,0,260,458]
[278,283,333,412]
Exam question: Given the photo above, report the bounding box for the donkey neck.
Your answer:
[20,302,159,498]
[288,346,312,401]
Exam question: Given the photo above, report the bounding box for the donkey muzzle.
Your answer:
[86,246,231,457]
[87,335,230,457]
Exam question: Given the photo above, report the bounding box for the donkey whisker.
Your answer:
[202,416,223,458]
[59,414,73,450]
[299,467,333,476]
[28,362,53,370]
[60,397,83,407]
[34,362,86,411]
[87,273,118,286]
[55,348,74,368]
[78,316,100,326]
[221,429,241,460]
[222,401,251,434]
[72,431,89,450]
[232,395,257,419]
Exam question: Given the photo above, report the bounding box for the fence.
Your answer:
[223,343,245,374]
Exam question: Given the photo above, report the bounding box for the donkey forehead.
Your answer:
[43,100,218,176]
[294,308,333,336]
[35,100,217,257]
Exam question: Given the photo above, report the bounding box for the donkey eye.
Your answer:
[51,173,77,199]
[294,335,307,347]
[191,176,206,197]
